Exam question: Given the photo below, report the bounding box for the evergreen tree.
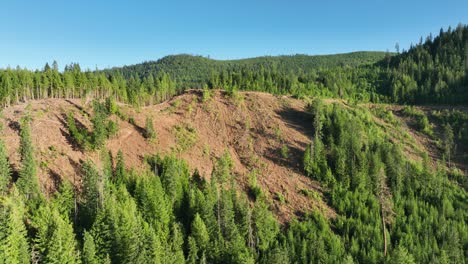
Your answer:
[388,245,415,264]
[92,110,107,149]
[90,211,113,262]
[186,236,198,264]
[145,116,157,141]
[52,180,76,222]
[442,123,455,166]
[165,223,185,264]
[101,150,113,187]
[114,150,125,185]
[0,187,30,264]
[81,160,102,228]
[135,174,171,234]
[252,201,279,253]
[191,213,210,253]
[82,231,98,264]
[17,116,41,200]
[0,140,11,194]
[33,206,81,264]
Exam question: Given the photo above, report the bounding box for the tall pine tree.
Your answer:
[17,116,41,201]
[0,140,11,194]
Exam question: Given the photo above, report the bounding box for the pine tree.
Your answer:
[17,116,41,200]
[140,224,162,264]
[33,206,81,264]
[212,151,233,186]
[90,211,113,262]
[191,213,209,253]
[101,150,113,187]
[252,201,279,252]
[145,116,157,141]
[67,112,87,149]
[134,175,171,234]
[0,140,11,194]
[114,150,125,185]
[102,186,152,263]
[442,123,454,166]
[388,245,415,264]
[81,160,102,228]
[82,230,98,264]
[0,187,30,264]
[52,180,76,221]
[91,102,108,149]
[166,223,185,264]
[187,236,198,264]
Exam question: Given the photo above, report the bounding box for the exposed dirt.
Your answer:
[3,91,464,222]
[0,90,335,222]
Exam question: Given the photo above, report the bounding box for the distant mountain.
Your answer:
[105,51,389,88]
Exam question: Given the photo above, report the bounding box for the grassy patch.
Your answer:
[173,123,198,151]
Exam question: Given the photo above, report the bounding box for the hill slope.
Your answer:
[1,90,467,263]
[1,91,336,221]
[105,51,388,87]
[2,90,466,220]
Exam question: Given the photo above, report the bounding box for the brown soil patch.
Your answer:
[0,91,335,222]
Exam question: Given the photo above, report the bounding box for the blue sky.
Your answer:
[1,0,467,70]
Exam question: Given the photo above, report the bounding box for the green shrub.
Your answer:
[105,97,118,115]
[67,112,89,149]
[173,124,197,151]
[106,120,119,137]
[275,192,286,204]
[299,188,320,200]
[202,86,212,102]
[402,106,433,136]
[248,170,263,201]
[280,145,289,159]
[144,117,157,141]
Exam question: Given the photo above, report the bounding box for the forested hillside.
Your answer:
[0,23,467,264]
[0,91,466,263]
[383,24,468,103]
[0,25,466,107]
[105,51,388,87]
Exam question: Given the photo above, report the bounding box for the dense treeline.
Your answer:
[384,23,468,104]
[106,24,468,104]
[0,51,385,107]
[107,52,388,88]
[0,62,177,107]
[303,100,467,263]
[0,24,466,106]
[203,24,468,104]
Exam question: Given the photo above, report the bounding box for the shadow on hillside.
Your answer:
[128,120,147,139]
[56,113,88,152]
[8,119,21,135]
[48,168,63,192]
[275,107,313,138]
[66,99,90,116]
[68,157,83,178]
[264,145,305,174]
[10,163,20,184]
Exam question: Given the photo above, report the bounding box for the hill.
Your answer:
[0,90,467,263]
[105,51,389,87]
[1,91,334,222]
[0,24,467,263]
[0,25,465,108]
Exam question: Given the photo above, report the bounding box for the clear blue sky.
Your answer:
[1,0,467,70]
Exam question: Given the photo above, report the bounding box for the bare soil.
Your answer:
[0,90,334,222]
